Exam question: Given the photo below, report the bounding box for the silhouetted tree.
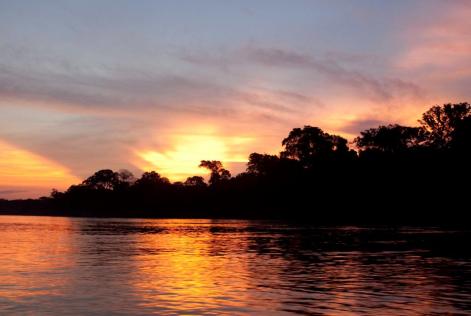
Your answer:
[354,124,426,154]
[450,116,471,154]
[184,176,207,187]
[134,171,170,187]
[199,160,231,185]
[117,169,135,184]
[419,102,471,149]
[247,153,281,175]
[50,188,63,199]
[82,169,121,190]
[280,126,355,167]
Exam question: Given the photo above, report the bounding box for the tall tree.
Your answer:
[184,176,207,187]
[246,153,280,176]
[280,126,354,168]
[82,169,121,190]
[354,124,426,154]
[199,160,231,185]
[419,102,471,149]
[134,171,170,187]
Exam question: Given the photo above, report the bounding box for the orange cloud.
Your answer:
[0,140,79,197]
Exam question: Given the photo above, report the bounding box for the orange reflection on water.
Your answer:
[0,216,76,300]
[129,220,257,313]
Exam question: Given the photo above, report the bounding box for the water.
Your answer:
[0,216,470,315]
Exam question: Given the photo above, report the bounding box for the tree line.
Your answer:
[1,102,470,223]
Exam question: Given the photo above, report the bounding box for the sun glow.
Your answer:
[134,128,253,181]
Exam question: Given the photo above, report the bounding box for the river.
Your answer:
[0,216,470,315]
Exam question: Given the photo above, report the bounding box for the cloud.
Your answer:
[0,63,221,113]
[0,109,151,180]
[0,186,53,199]
[0,139,79,193]
[396,1,471,79]
[0,51,319,124]
[339,119,386,135]
[179,45,425,104]
[246,48,312,68]
[0,188,27,196]
[244,47,424,102]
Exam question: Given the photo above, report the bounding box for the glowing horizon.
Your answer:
[133,125,256,181]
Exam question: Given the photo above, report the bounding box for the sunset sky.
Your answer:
[1,0,471,198]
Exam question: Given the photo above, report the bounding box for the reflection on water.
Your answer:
[0,216,470,315]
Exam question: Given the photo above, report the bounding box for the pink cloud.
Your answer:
[397,2,471,80]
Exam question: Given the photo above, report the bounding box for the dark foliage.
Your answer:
[354,124,426,154]
[420,102,471,149]
[281,126,356,167]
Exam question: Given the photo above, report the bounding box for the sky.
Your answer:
[1,0,471,198]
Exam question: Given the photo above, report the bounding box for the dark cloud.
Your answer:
[339,119,386,135]
[0,188,27,195]
[0,186,49,199]
[247,48,313,68]
[323,51,381,65]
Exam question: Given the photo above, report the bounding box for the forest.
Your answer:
[1,102,470,223]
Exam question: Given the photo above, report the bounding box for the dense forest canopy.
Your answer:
[1,102,470,223]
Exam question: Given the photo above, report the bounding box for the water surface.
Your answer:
[0,216,470,315]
